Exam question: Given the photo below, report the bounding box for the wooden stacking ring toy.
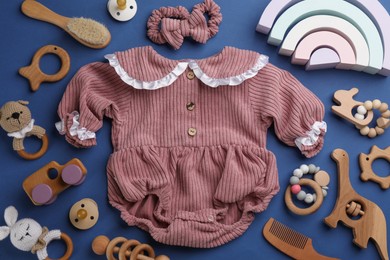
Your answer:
[92,235,170,260]
[19,45,70,92]
[23,159,87,205]
[46,232,74,260]
[17,134,49,160]
[69,198,99,230]
[360,146,390,189]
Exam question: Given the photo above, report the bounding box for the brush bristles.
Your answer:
[269,219,308,249]
[67,17,109,45]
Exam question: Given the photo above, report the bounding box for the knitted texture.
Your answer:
[57,46,325,247]
[147,0,222,49]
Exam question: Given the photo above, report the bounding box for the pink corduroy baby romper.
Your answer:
[57,46,326,248]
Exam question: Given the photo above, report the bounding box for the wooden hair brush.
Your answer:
[263,218,339,260]
[21,0,111,49]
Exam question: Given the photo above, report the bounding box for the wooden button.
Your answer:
[187,71,195,80]
[314,170,330,187]
[188,127,197,137]
[186,102,195,111]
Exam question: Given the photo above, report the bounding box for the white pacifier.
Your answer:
[107,0,137,22]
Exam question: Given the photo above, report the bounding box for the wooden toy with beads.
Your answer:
[23,159,87,205]
[332,88,390,138]
[324,149,388,260]
[92,235,170,260]
[360,146,390,189]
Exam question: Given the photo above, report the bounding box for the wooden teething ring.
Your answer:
[106,237,127,260]
[360,146,390,189]
[19,45,70,92]
[17,134,49,160]
[118,240,141,260]
[285,178,324,215]
[45,233,73,260]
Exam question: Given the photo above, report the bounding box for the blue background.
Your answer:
[0,0,389,259]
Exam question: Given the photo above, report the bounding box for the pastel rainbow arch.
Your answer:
[256,0,390,76]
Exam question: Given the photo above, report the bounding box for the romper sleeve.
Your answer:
[248,63,326,158]
[56,62,114,148]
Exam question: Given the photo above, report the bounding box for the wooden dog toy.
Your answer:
[107,0,137,22]
[332,88,390,138]
[0,206,73,260]
[21,0,111,49]
[92,235,170,260]
[285,164,329,215]
[0,101,48,160]
[23,159,87,205]
[19,45,70,92]
[69,198,99,230]
[324,149,388,260]
[360,146,390,189]
[263,218,340,260]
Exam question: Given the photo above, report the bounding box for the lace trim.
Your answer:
[189,54,269,87]
[55,111,96,141]
[105,53,269,89]
[295,121,327,150]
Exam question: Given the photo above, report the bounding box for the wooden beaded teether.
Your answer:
[332,88,390,138]
[19,45,70,92]
[324,149,388,260]
[285,164,329,215]
[360,146,390,189]
[92,235,170,260]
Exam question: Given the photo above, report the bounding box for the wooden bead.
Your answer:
[368,128,377,138]
[92,236,110,255]
[363,100,373,110]
[354,113,364,120]
[377,117,389,128]
[357,105,367,115]
[373,99,381,109]
[375,127,385,135]
[379,102,388,113]
[155,256,170,260]
[382,110,390,118]
[359,126,370,136]
[314,170,330,186]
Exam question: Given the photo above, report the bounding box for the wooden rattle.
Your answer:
[69,198,99,230]
[92,235,170,260]
[324,149,388,260]
[285,164,329,215]
[23,159,87,205]
[0,100,48,160]
[0,206,73,260]
[107,0,137,22]
[19,45,70,92]
[360,146,390,189]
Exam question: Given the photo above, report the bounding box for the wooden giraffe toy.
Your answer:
[324,149,388,260]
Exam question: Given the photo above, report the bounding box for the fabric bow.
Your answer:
[147,0,222,50]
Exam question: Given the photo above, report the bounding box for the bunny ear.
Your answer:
[0,226,10,240]
[4,206,18,227]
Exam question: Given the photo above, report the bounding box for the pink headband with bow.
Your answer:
[147,0,222,50]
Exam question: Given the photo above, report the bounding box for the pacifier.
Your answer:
[107,0,137,22]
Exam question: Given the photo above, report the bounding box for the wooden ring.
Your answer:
[118,240,141,260]
[106,237,127,260]
[17,134,48,160]
[130,244,155,260]
[19,45,70,92]
[285,178,324,215]
[45,233,73,260]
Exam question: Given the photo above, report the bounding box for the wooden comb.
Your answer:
[263,218,339,260]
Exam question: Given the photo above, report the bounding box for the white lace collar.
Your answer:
[104,46,269,90]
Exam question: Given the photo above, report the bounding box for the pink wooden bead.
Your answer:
[291,184,301,194]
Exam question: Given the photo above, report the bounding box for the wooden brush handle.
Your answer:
[21,0,69,29]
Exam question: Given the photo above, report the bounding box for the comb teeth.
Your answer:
[269,219,309,249]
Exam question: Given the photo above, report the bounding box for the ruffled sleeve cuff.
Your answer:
[294,121,327,158]
[55,111,97,148]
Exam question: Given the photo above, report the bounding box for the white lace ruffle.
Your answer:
[105,53,269,89]
[295,121,327,150]
[189,54,269,88]
[105,54,188,90]
[7,119,35,139]
[55,111,96,141]
[36,230,61,260]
